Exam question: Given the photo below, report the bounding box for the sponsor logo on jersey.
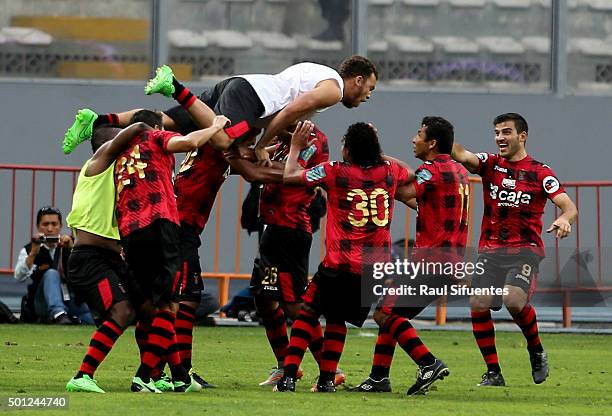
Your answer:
[476,152,489,163]
[416,168,433,184]
[306,165,326,182]
[299,144,317,163]
[489,184,532,206]
[502,178,516,189]
[494,165,508,173]
[543,175,560,194]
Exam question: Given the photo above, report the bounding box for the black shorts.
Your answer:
[177,223,204,303]
[121,219,182,306]
[66,245,131,321]
[302,265,371,328]
[164,77,265,143]
[472,250,542,308]
[250,225,312,303]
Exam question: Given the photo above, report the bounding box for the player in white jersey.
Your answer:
[62,57,378,163]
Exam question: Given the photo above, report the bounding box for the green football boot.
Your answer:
[62,108,98,154]
[173,375,202,393]
[144,65,175,97]
[65,375,105,393]
[131,376,162,393]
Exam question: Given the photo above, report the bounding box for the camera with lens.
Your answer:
[32,235,60,244]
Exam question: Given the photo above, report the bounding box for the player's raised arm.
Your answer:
[255,81,341,166]
[451,142,480,174]
[166,115,230,153]
[546,193,578,239]
[283,121,316,185]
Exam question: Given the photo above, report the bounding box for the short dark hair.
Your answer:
[36,206,62,226]
[494,112,528,134]
[343,122,383,167]
[338,55,378,80]
[91,124,122,153]
[421,116,454,154]
[129,109,162,129]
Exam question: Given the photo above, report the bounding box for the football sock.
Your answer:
[309,321,324,364]
[511,304,543,353]
[471,309,501,373]
[384,314,434,367]
[136,310,176,382]
[370,326,397,380]
[319,321,347,383]
[77,318,123,378]
[261,306,288,366]
[284,308,319,379]
[93,113,120,129]
[176,302,197,370]
[172,78,196,109]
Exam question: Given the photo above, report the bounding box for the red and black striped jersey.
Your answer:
[413,155,470,260]
[174,143,229,234]
[115,130,179,238]
[259,127,329,233]
[475,153,565,255]
[302,160,410,275]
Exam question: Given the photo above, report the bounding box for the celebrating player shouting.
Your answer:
[452,113,577,386]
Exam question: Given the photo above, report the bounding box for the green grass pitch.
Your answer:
[1,325,610,415]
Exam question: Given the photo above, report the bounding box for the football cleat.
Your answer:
[144,65,175,97]
[190,370,216,388]
[477,370,506,387]
[62,108,98,154]
[153,374,174,392]
[273,376,296,392]
[530,350,549,384]
[131,377,162,393]
[407,358,450,395]
[311,379,336,393]
[65,375,105,393]
[259,366,304,386]
[173,375,202,393]
[349,377,392,393]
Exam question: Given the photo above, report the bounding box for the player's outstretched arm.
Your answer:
[166,115,230,153]
[382,155,415,184]
[87,122,152,175]
[255,81,341,166]
[451,143,480,174]
[547,193,578,238]
[283,121,315,185]
[225,151,284,184]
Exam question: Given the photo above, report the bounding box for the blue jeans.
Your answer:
[33,268,94,324]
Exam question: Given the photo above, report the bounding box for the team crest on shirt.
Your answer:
[502,178,516,189]
[306,165,326,182]
[543,176,560,194]
[299,143,317,163]
[415,168,433,184]
[476,152,489,162]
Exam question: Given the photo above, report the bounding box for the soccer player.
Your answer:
[252,125,342,387]
[62,56,378,165]
[275,121,412,393]
[140,92,282,392]
[352,116,470,395]
[114,109,229,393]
[65,123,151,393]
[451,112,577,386]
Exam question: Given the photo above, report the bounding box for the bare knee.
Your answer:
[284,303,303,321]
[109,300,136,328]
[470,295,492,312]
[373,309,389,327]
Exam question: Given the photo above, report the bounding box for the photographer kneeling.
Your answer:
[14,206,93,324]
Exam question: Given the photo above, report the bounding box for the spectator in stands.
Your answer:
[313,0,350,42]
[14,206,92,324]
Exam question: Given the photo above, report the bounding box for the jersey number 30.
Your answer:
[347,188,390,227]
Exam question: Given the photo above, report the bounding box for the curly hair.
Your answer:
[343,122,383,167]
[338,55,378,80]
